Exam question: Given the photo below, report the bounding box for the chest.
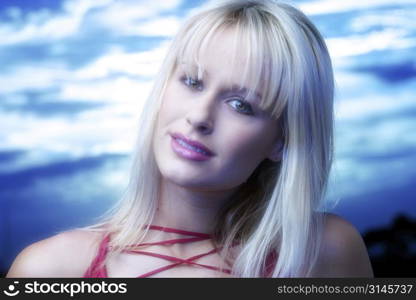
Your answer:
[105,245,234,278]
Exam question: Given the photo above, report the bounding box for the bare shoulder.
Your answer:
[6,229,105,278]
[310,212,374,277]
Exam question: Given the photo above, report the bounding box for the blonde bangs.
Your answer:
[172,5,295,121]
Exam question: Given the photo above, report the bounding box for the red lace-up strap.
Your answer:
[84,225,234,278]
[121,225,232,277]
[83,234,110,277]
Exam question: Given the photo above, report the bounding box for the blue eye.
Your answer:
[182,75,203,91]
[181,75,254,116]
[227,98,254,115]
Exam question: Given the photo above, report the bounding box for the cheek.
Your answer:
[157,96,181,130]
[158,82,189,122]
[214,129,269,187]
[220,122,271,165]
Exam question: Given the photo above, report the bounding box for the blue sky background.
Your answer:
[1,0,415,274]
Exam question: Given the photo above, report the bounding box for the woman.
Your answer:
[7,0,373,277]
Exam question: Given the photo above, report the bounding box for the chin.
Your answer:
[163,170,211,188]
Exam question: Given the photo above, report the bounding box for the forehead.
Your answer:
[178,27,265,98]
[175,22,287,120]
[199,29,247,77]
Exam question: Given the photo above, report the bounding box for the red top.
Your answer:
[82,225,233,278]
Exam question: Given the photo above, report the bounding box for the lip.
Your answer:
[170,132,215,161]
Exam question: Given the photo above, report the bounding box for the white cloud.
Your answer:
[135,16,181,37]
[329,151,416,200]
[9,156,129,204]
[335,91,416,121]
[349,8,416,33]
[337,116,416,154]
[328,67,416,199]
[330,113,416,199]
[60,76,152,104]
[0,110,138,158]
[74,43,170,80]
[0,9,170,160]
[90,0,182,35]
[328,92,416,200]
[299,0,416,15]
[0,0,112,45]
[327,28,416,58]
[0,63,69,93]
[0,0,183,46]
[0,148,69,173]
[0,45,165,105]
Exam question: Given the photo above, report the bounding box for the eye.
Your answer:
[227,98,254,115]
[182,75,203,91]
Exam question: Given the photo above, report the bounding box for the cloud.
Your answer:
[86,0,182,36]
[352,61,416,83]
[59,76,153,104]
[73,43,170,80]
[0,0,112,46]
[0,63,69,94]
[0,153,125,190]
[330,95,416,200]
[0,1,176,158]
[134,16,182,37]
[0,150,25,164]
[329,65,416,201]
[0,110,138,157]
[0,44,166,160]
[2,96,105,118]
[335,88,416,122]
[327,28,416,58]
[349,8,416,34]
[330,149,416,200]
[299,0,416,16]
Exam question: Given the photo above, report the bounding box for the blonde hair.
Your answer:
[78,0,334,277]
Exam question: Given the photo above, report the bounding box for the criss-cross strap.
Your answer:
[122,224,232,277]
[83,225,234,278]
[83,234,111,277]
[126,237,208,248]
[146,225,212,238]
[127,247,232,277]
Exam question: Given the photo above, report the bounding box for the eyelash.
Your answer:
[181,75,254,115]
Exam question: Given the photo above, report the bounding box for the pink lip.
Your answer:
[170,132,215,161]
[170,133,215,155]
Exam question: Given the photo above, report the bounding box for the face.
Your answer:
[152,28,283,192]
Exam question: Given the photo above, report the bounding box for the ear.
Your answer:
[267,139,284,162]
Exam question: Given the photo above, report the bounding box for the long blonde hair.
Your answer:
[78,0,334,277]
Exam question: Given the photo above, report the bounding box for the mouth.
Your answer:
[170,132,215,161]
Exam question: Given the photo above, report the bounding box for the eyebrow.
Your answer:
[227,85,262,100]
[180,63,263,100]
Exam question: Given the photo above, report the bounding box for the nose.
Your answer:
[186,93,216,135]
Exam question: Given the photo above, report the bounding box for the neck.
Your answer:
[152,177,238,234]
